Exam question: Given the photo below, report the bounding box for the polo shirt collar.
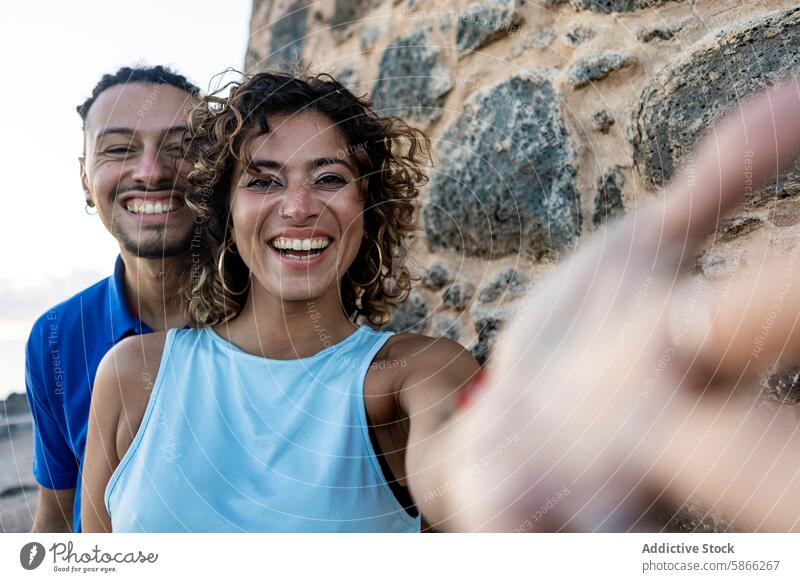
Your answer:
[107,255,151,344]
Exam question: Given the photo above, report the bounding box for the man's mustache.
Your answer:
[111,181,187,200]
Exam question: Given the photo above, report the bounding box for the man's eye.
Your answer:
[106,147,132,155]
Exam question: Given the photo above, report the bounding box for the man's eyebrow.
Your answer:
[94,127,135,139]
[94,126,188,141]
[309,157,355,174]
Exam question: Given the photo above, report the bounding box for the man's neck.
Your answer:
[119,250,187,332]
[219,282,359,360]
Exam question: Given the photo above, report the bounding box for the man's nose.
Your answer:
[280,181,320,221]
[129,146,174,186]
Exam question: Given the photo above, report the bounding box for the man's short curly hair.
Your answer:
[182,71,431,328]
[76,65,200,127]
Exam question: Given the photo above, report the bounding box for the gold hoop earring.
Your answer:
[348,236,383,288]
[217,240,250,296]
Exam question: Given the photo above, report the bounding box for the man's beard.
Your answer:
[113,223,192,259]
[110,181,192,259]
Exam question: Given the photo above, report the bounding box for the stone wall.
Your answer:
[246,0,800,531]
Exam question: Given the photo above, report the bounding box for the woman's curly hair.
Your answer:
[182,71,431,328]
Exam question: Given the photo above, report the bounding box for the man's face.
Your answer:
[80,82,194,259]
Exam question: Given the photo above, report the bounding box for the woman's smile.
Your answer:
[267,233,336,269]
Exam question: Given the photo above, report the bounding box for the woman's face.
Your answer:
[229,110,365,303]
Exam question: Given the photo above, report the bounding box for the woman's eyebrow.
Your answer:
[309,157,355,174]
[250,159,283,171]
[248,157,355,174]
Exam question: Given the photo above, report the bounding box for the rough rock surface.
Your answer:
[592,110,615,133]
[423,261,453,290]
[566,24,595,46]
[569,0,673,12]
[568,52,635,88]
[332,0,383,30]
[384,291,429,333]
[455,0,524,54]
[471,315,505,366]
[479,268,530,303]
[442,281,477,311]
[593,168,626,226]
[267,0,310,66]
[425,74,581,259]
[370,28,452,124]
[631,7,800,196]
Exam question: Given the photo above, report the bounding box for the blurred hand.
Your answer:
[445,79,800,532]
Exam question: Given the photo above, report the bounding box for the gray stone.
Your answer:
[635,24,677,42]
[370,28,452,124]
[384,291,429,333]
[471,315,506,366]
[431,315,461,341]
[767,198,800,227]
[334,66,361,93]
[568,52,635,88]
[665,501,741,533]
[566,24,595,46]
[442,281,476,311]
[631,7,800,198]
[592,109,615,133]
[331,0,383,29]
[423,261,453,290]
[593,168,626,226]
[424,74,581,259]
[359,21,386,51]
[569,0,672,12]
[695,254,727,277]
[455,0,524,55]
[479,268,529,303]
[266,0,310,67]
[762,359,800,403]
[716,216,763,243]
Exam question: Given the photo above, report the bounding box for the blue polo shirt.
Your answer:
[25,256,152,532]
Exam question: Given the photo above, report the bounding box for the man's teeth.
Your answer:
[271,237,330,251]
[125,199,181,214]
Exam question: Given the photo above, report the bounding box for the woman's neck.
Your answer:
[215,281,360,360]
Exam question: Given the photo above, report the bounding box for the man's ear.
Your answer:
[79,157,92,205]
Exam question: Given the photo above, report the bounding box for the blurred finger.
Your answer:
[641,79,800,265]
[672,252,800,384]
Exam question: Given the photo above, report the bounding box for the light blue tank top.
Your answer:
[105,325,421,532]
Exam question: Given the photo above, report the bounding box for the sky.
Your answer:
[0,1,252,398]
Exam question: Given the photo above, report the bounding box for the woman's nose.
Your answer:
[279,180,320,221]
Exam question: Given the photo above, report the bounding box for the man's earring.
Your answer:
[85,201,97,215]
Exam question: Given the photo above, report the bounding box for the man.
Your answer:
[25,65,199,532]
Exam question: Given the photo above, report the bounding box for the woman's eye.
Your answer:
[247,177,281,190]
[316,174,347,187]
[106,147,132,155]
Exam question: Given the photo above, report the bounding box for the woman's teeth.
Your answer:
[270,237,331,260]
[125,199,181,214]
[271,237,330,251]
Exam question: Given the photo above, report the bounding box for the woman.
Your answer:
[81,71,480,532]
[83,71,800,532]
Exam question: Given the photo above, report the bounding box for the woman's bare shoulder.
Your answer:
[92,331,171,452]
[382,331,479,374]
